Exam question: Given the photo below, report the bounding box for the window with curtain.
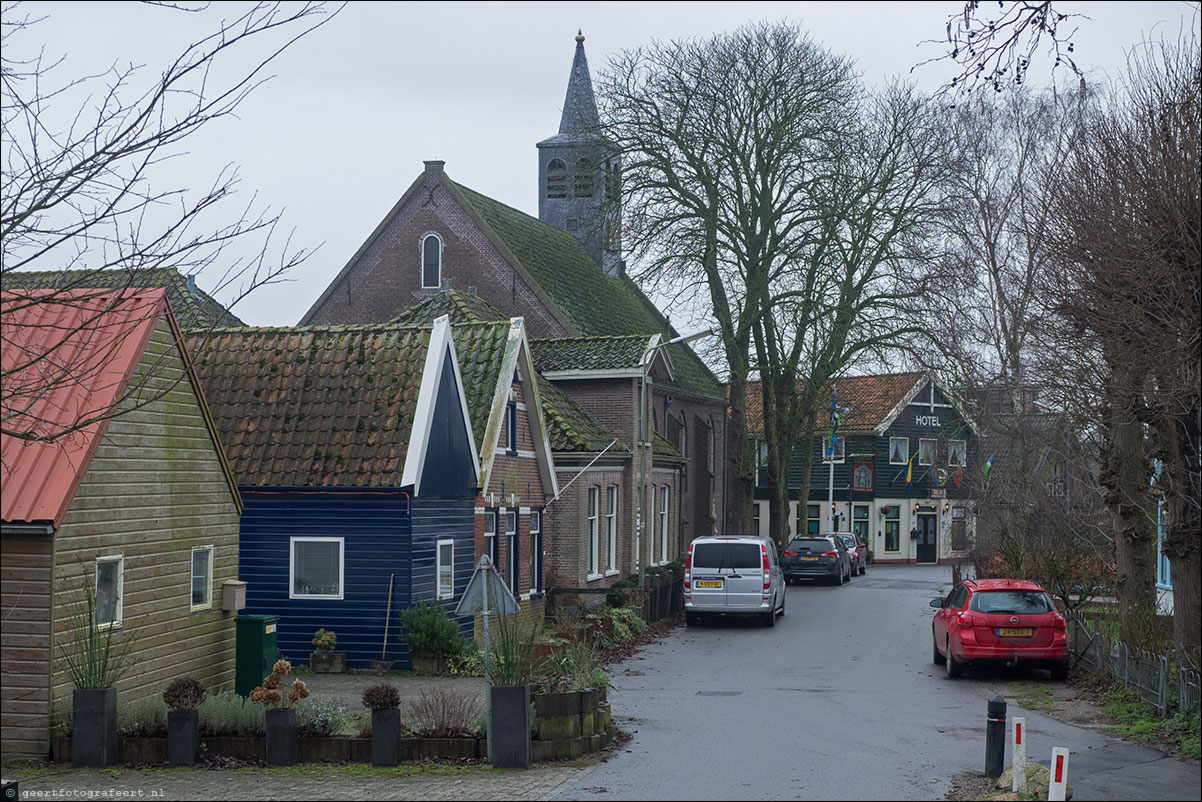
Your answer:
[885,506,901,552]
[484,510,498,565]
[660,485,670,560]
[529,511,542,594]
[290,538,343,599]
[437,540,454,599]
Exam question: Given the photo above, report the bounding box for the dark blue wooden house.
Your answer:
[189,315,483,668]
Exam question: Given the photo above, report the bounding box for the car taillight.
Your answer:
[822,550,838,558]
[783,550,797,557]
[762,546,770,571]
[957,612,977,627]
[1052,614,1067,630]
[685,546,692,573]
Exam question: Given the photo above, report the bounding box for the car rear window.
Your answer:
[969,590,1053,614]
[692,542,762,569]
[836,536,855,548]
[787,539,832,552]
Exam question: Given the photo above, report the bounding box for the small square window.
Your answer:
[919,438,937,466]
[823,436,845,462]
[948,440,966,467]
[889,437,909,465]
[290,538,344,599]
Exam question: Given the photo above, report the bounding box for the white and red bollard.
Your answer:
[1048,746,1070,801]
[1012,717,1027,794]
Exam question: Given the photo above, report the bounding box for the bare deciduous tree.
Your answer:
[1041,32,1200,665]
[597,22,861,543]
[1,1,339,445]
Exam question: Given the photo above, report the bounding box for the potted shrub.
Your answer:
[487,611,536,768]
[309,628,346,674]
[163,677,206,766]
[362,683,402,767]
[399,600,466,675]
[250,659,310,766]
[57,568,136,768]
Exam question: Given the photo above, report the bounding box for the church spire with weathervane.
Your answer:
[537,31,623,278]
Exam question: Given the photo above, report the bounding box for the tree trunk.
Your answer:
[1160,406,1201,671]
[1102,366,1159,647]
[726,371,753,537]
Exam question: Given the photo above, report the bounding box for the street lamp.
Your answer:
[636,327,717,575]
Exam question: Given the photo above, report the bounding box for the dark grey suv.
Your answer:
[782,535,851,585]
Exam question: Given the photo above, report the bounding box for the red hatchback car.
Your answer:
[930,579,1069,680]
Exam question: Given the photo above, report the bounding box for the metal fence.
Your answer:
[641,571,683,624]
[1065,610,1197,718]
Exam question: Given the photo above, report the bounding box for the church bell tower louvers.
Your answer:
[537,32,623,278]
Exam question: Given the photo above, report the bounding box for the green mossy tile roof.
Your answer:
[538,380,629,456]
[2,267,245,329]
[447,320,512,452]
[447,181,723,401]
[186,324,429,487]
[531,334,651,373]
[391,290,507,326]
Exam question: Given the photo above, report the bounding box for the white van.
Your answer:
[684,535,785,627]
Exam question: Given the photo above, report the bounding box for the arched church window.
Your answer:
[574,158,595,198]
[547,160,567,199]
[421,233,442,289]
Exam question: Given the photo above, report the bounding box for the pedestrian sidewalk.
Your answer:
[12,762,588,801]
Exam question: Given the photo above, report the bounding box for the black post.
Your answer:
[985,696,1007,778]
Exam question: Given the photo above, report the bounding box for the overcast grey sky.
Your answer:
[10,1,1198,328]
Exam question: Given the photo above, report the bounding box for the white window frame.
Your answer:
[659,485,669,562]
[506,509,519,592]
[289,537,345,600]
[707,423,715,475]
[606,485,618,572]
[889,437,909,465]
[824,435,845,463]
[919,438,937,467]
[436,539,455,600]
[190,545,214,612]
[948,439,966,467]
[647,487,656,565]
[587,487,600,577]
[94,555,124,630]
[529,511,542,594]
[421,233,443,289]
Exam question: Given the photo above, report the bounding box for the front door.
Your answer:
[917,514,938,563]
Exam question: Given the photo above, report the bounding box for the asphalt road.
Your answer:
[555,563,1201,801]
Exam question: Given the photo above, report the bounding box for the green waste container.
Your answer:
[235,614,279,697]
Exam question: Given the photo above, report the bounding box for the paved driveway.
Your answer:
[555,563,1201,801]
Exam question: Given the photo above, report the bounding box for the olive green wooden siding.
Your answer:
[0,533,54,757]
[47,319,240,750]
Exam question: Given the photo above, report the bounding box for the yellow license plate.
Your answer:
[696,580,722,588]
[801,556,818,561]
[997,627,1033,637]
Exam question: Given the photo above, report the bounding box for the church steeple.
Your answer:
[537,32,623,278]
[558,31,600,136]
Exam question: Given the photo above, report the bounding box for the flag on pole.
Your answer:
[827,387,840,457]
[982,455,995,477]
[905,451,915,491]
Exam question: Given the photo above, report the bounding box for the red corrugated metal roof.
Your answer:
[1,289,168,527]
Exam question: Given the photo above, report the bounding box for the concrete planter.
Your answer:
[72,688,117,768]
[488,685,531,769]
[371,708,401,767]
[308,652,347,674]
[411,653,448,676]
[265,709,297,766]
[167,709,200,767]
[532,690,581,740]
